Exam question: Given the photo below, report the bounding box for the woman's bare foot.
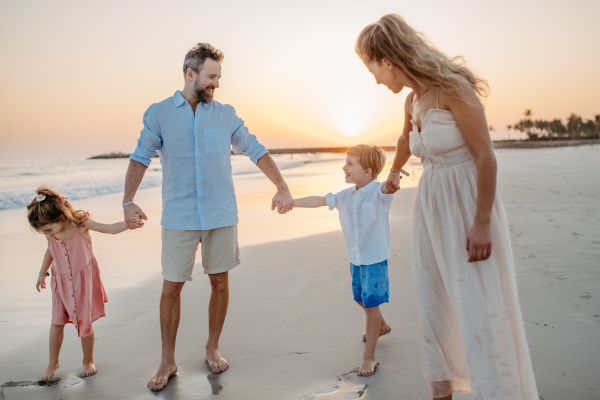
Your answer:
[205,349,229,374]
[362,325,391,342]
[81,362,97,378]
[42,362,59,381]
[147,361,177,391]
[357,359,378,377]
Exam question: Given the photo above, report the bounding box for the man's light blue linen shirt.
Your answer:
[130,91,269,231]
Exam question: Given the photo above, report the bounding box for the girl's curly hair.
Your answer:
[27,186,89,232]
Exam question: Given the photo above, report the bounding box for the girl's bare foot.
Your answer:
[81,362,97,378]
[362,325,391,342]
[357,359,378,377]
[42,362,59,381]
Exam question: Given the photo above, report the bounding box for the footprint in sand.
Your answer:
[301,370,369,400]
[594,315,600,325]
[580,292,592,300]
[62,377,83,389]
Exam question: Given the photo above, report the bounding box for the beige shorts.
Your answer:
[161,225,240,282]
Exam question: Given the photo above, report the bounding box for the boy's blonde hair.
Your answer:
[347,144,386,179]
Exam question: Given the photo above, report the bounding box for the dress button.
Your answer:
[72,294,74,297]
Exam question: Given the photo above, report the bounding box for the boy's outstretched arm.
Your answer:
[293,196,327,208]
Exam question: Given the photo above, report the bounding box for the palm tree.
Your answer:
[506,124,512,141]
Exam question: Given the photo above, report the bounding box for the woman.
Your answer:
[355,15,538,400]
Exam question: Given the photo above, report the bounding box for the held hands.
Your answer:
[385,173,402,194]
[272,189,293,214]
[124,203,147,229]
[36,275,46,292]
[465,221,492,262]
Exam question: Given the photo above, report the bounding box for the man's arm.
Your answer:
[123,160,148,229]
[256,154,293,214]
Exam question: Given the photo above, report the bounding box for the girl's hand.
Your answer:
[131,213,144,226]
[36,275,47,292]
[465,221,492,262]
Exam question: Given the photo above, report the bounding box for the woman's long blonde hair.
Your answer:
[27,186,89,232]
[356,14,488,103]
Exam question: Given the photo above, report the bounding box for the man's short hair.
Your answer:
[183,43,224,74]
[347,144,387,179]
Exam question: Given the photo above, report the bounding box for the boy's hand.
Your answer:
[384,181,399,194]
[386,173,402,191]
[36,275,46,292]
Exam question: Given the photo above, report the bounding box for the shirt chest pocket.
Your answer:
[361,202,376,226]
[204,128,230,154]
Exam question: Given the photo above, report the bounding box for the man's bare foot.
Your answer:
[81,362,97,378]
[205,349,229,374]
[147,362,177,391]
[362,326,391,342]
[42,362,59,381]
[357,359,378,377]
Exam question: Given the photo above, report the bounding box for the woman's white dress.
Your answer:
[410,107,539,399]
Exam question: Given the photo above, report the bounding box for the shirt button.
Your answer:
[355,225,357,227]
[198,203,201,206]
[197,167,200,169]
[354,212,356,214]
[195,130,197,132]
[197,185,200,188]
[355,239,358,241]
[196,148,199,151]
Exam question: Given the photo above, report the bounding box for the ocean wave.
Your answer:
[0,154,330,210]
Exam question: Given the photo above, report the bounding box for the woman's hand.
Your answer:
[465,221,492,262]
[386,173,402,191]
[36,275,47,292]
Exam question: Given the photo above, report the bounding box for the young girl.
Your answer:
[27,185,142,381]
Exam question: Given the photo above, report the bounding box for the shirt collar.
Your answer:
[356,179,377,193]
[172,90,212,110]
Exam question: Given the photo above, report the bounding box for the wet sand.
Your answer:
[1,146,599,399]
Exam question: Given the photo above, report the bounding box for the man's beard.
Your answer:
[193,80,215,104]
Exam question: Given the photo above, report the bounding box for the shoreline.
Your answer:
[88,139,600,159]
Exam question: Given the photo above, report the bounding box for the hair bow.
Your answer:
[35,194,46,202]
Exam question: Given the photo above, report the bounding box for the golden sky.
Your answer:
[1,0,599,160]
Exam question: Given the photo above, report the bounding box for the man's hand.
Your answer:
[124,203,148,229]
[465,221,492,262]
[272,189,293,214]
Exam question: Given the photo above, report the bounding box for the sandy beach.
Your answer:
[1,146,599,400]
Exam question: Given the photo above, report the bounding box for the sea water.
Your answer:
[0,153,351,210]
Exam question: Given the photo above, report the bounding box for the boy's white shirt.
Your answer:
[325,179,393,266]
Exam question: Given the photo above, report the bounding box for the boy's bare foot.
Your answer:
[357,359,378,377]
[362,326,391,342]
[81,362,97,378]
[205,349,229,374]
[42,362,59,381]
[147,362,177,391]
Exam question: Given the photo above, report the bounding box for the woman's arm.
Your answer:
[293,196,327,208]
[445,90,496,263]
[386,94,414,190]
[36,237,54,292]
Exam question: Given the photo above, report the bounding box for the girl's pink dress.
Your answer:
[48,226,107,337]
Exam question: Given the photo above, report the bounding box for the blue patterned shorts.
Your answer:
[350,259,389,308]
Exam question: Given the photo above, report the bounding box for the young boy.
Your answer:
[288,144,397,377]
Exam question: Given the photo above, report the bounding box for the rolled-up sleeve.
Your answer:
[130,107,162,167]
[229,107,268,165]
[325,192,338,210]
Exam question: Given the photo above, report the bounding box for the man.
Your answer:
[122,43,294,391]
